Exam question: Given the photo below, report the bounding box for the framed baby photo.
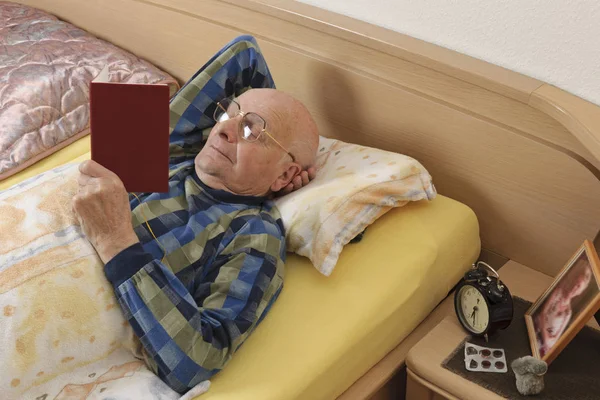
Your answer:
[525,240,600,364]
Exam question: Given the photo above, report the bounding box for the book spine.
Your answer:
[89,82,96,161]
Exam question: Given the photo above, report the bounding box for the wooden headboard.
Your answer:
[17,0,600,276]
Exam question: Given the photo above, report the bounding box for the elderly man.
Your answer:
[72,36,319,393]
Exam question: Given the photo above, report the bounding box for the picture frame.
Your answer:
[525,240,600,364]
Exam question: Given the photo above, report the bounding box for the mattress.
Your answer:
[209,197,480,400]
[1,145,480,400]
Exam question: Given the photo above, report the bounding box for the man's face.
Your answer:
[194,90,296,196]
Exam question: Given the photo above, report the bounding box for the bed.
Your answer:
[4,0,600,399]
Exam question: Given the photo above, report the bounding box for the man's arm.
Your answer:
[167,36,276,167]
[72,161,285,393]
[105,215,285,393]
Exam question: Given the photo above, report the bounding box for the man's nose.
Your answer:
[218,119,239,143]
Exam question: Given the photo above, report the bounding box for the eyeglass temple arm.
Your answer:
[216,102,227,113]
[263,130,295,162]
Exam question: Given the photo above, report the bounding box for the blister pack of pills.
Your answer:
[464,342,507,373]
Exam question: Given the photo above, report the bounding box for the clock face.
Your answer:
[457,285,490,334]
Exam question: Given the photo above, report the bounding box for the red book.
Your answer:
[90,66,170,193]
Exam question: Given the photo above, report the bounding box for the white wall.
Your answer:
[297,0,600,106]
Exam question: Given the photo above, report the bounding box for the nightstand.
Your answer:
[405,261,600,400]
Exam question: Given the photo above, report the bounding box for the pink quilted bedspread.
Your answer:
[0,2,179,180]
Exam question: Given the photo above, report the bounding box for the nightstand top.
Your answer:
[406,261,600,400]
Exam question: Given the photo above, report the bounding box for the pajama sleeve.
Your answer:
[104,214,285,394]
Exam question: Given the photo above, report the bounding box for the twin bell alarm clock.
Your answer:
[454,261,513,340]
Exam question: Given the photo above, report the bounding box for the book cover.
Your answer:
[90,66,170,193]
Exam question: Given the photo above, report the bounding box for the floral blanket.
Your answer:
[0,164,207,400]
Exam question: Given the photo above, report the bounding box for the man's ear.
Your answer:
[270,163,301,192]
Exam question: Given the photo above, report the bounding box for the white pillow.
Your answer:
[275,136,436,276]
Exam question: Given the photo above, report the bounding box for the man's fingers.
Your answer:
[77,173,97,187]
[279,184,294,195]
[72,193,85,217]
[275,167,317,197]
[292,175,302,190]
[300,171,309,186]
[71,195,78,215]
[79,160,115,178]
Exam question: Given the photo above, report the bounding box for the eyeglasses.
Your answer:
[213,98,295,162]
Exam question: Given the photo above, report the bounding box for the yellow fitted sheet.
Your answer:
[207,197,480,400]
[0,142,480,400]
[0,136,91,191]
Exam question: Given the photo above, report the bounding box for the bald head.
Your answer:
[237,89,319,169]
[195,88,319,197]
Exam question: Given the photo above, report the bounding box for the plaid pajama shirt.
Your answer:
[104,36,285,394]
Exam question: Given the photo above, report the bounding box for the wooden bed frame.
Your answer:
[15,0,600,398]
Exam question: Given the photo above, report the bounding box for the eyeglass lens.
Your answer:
[241,113,264,141]
[214,99,265,142]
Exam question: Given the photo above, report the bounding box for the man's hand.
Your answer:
[72,160,139,263]
[276,166,317,197]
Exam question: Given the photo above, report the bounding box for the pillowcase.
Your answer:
[274,136,436,276]
[0,2,179,182]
